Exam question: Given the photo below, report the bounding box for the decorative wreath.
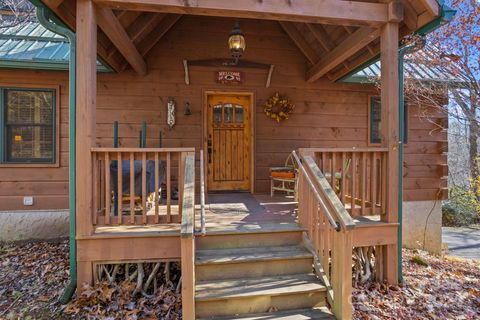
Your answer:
[263,92,295,123]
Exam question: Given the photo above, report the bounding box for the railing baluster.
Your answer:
[117,151,123,224]
[178,152,186,221]
[381,152,387,216]
[331,152,337,194]
[361,152,366,215]
[130,152,135,224]
[167,152,171,222]
[371,152,378,215]
[350,152,356,216]
[154,152,159,224]
[142,152,147,224]
[341,152,346,204]
[105,152,111,225]
[93,152,98,225]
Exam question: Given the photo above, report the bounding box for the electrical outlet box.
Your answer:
[23,196,34,206]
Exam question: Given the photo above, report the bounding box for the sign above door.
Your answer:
[215,71,244,85]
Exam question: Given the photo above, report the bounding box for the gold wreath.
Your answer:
[263,92,295,123]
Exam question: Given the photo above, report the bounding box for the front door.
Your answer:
[206,94,251,191]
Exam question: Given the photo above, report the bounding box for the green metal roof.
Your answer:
[341,45,468,84]
[0,20,109,71]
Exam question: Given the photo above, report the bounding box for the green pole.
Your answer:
[34,2,78,303]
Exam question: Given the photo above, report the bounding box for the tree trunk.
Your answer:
[468,100,480,201]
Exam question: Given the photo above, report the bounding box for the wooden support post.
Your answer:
[76,0,97,289]
[331,230,353,320]
[380,22,399,285]
[76,0,97,238]
[181,236,195,320]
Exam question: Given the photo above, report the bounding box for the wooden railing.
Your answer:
[180,152,196,320]
[293,150,355,320]
[91,147,195,226]
[299,148,388,217]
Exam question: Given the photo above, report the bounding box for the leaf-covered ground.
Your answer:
[1,240,479,319]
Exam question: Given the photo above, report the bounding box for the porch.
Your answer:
[75,146,398,319]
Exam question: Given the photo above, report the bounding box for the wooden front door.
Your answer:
[206,94,251,191]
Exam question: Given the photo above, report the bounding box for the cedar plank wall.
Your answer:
[0,16,447,210]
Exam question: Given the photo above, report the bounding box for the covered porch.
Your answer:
[35,0,446,318]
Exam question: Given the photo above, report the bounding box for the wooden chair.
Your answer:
[270,153,298,198]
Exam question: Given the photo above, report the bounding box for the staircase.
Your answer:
[194,225,335,319]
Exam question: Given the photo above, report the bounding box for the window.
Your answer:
[369,96,382,144]
[1,88,56,164]
[368,95,408,145]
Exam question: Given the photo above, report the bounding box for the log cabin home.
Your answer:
[0,0,454,319]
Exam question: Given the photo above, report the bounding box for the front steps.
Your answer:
[195,227,335,319]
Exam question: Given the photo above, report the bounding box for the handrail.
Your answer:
[199,150,206,236]
[91,147,195,152]
[291,151,341,231]
[180,152,196,238]
[302,155,356,230]
[298,147,388,153]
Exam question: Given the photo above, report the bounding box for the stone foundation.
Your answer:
[0,210,69,241]
[402,200,442,254]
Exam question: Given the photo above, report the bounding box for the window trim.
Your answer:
[0,84,60,168]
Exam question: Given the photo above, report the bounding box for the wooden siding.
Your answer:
[0,16,447,211]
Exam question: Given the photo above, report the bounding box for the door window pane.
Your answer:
[235,105,244,123]
[223,103,233,123]
[213,104,222,124]
[4,89,55,163]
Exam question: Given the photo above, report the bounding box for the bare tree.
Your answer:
[0,0,35,29]
[404,0,479,199]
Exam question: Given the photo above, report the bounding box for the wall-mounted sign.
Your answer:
[215,71,243,85]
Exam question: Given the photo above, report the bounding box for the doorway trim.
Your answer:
[202,90,255,193]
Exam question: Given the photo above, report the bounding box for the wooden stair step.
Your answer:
[196,274,326,301]
[196,245,312,265]
[197,307,334,320]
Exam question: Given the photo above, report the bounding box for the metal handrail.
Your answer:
[199,150,206,236]
[291,151,341,231]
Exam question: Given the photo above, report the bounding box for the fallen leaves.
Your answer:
[2,240,479,319]
[353,249,480,319]
[64,280,181,319]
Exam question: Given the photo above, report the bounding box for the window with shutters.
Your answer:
[1,88,56,164]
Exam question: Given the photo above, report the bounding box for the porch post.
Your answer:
[76,0,97,286]
[380,21,399,284]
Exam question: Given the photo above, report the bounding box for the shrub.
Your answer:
[442,184,480,226]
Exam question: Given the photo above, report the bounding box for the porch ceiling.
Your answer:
[41,0,441,81]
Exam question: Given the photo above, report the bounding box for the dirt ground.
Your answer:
[1,239,479,319]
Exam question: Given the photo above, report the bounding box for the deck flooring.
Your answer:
[94,193,298,236]
[94,193,390,237]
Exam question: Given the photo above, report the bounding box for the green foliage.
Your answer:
[443,181,480,226]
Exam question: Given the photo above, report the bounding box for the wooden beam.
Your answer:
[306,24,334,52]
[96,5,147,75]
[76,0,97,243]
[307,27,380,82]
[279,22,318,65]
[94,0,392,27]
[418,0,440,17]
[126,12,164,43]
[137,14,181,56]
[380,22,399,285]
[46,0,65,8]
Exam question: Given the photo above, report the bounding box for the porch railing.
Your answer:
[293,150,355,319]
[91,147,195,226]
[299,148,388,217]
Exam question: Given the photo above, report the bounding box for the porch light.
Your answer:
[228,21,245,62]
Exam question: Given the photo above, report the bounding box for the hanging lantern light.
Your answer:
[228,20,246,63]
